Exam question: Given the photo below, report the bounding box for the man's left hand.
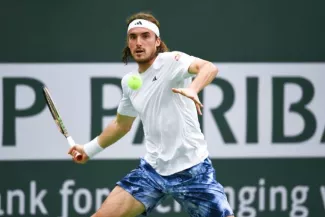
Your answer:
[172,88,203,115]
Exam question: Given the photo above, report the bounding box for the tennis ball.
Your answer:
[127,75,143,90]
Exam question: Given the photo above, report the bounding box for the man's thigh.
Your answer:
[93,185,145,217]
[112,159,166,216]
[174,186,234,217]
[171,158,234,217]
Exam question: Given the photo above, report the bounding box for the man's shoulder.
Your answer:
[158,51,186,61]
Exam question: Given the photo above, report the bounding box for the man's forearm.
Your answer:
[189,62,218,93]
[97,119,130,149]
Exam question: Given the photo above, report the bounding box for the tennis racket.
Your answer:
[43,86,82,161]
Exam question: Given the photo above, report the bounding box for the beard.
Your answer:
[132,50,157,64]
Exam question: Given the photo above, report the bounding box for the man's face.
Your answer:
[128,27,161,64]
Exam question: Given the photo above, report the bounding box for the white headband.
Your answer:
[127,19,160,37]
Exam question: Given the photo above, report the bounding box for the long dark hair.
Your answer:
[122,12,169,64]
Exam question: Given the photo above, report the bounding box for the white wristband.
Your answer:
[83,137,104,158]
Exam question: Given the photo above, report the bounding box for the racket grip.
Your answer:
[66,136,82,161]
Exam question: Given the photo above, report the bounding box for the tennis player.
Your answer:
[69,12,234,217]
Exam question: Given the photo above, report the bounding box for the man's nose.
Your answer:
[136,37,142,46]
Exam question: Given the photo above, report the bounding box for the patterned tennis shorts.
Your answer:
[116,158,234,217]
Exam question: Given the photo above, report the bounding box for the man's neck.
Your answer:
[138,56,157,73]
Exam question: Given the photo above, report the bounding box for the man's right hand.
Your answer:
[68,145,90,164]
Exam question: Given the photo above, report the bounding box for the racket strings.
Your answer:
[44,90,69,136]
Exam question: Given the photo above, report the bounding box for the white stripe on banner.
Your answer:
[0,63,324,160]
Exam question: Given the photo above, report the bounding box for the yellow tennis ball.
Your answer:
[127,75,142,90]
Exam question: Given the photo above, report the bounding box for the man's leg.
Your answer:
[171,158,234,217]
[91,185,145,217]
[92,158,166,217]
[173,185,234,217]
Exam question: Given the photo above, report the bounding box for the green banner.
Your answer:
[1,1,325,62]
[1,159,324,217]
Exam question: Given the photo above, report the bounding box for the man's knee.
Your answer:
[91,213,101,217]
[90,211,110,217]
[91,210,124,217]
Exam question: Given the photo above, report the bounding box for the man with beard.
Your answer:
[69,12,234,217]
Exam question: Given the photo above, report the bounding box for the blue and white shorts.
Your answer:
[116,158,234,217]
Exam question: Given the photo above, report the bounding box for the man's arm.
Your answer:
[188,58,218,93]
[68,113,136,162]
[97,113,136,148]
[172,58,218,115]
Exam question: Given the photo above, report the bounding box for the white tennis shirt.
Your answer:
[117,51,209,176]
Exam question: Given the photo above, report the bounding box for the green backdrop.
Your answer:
[0,0,324,63]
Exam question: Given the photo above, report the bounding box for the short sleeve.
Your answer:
[117,77,138,117]
[170,51,196,81]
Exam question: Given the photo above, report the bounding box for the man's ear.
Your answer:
[156,37,161,47]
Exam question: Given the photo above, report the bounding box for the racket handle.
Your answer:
[67,136,82,161]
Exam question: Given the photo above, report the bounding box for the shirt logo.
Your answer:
[174,53,181,61]
[152,76,158,81]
